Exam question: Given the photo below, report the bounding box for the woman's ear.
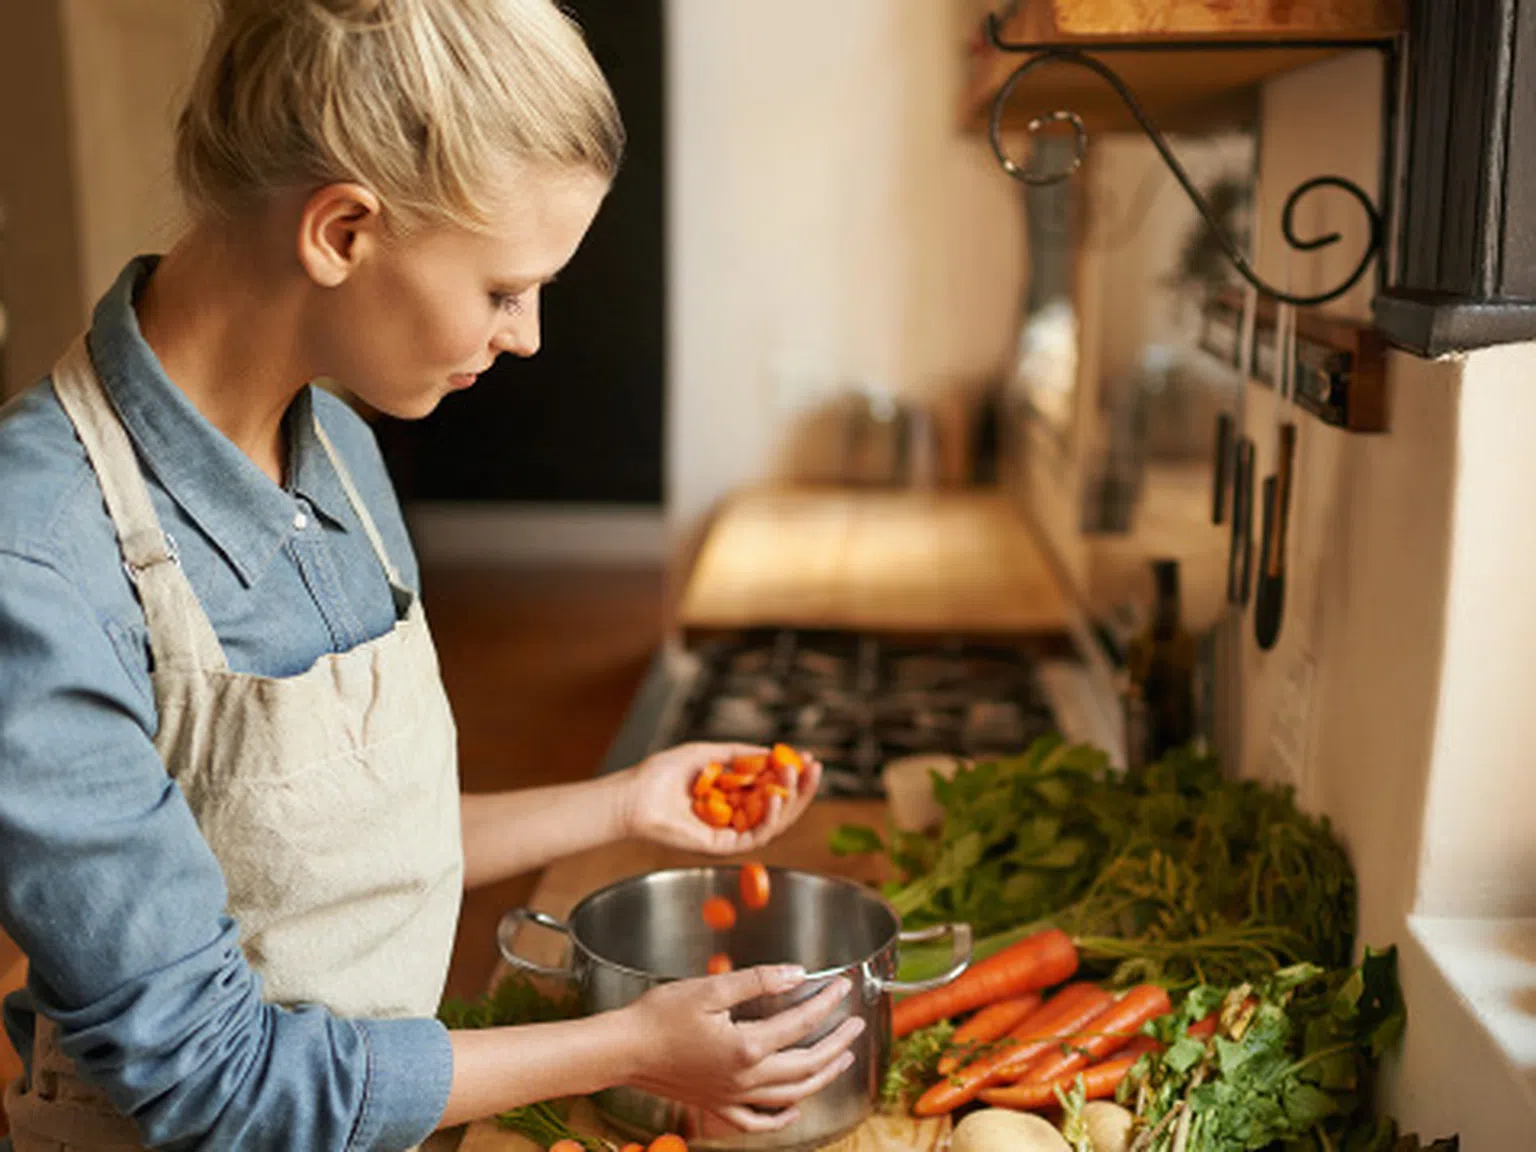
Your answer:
[296,183,385,287]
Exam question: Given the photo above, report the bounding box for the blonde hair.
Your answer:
[175,0,624,232]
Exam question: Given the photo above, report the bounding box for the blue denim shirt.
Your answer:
[0,258,453,1150]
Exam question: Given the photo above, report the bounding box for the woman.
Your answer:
[0,0,862,1148]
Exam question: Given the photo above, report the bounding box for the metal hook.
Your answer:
[991,103,1087,185]
[985,46,1384,307]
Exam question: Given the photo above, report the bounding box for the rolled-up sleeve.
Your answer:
[0,550,452,1151]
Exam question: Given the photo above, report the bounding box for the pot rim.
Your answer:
[562,864,905,984]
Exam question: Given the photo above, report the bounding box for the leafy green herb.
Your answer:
[880,1021,953,1113]
[849,737,1357,989]
[497,1100,609,1151]
[830,824,886,856]
[438,972,580,1031]
[1057,1076,1092,1152]
[1121,948,1406,1151]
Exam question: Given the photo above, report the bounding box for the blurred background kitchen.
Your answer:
[2,2,1533,1148]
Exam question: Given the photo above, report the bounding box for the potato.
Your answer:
[1080,1101,1135,1152]
[952,1108,1071,1152]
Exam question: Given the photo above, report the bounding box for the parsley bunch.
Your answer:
[1120,948,1405,1151]
[834,737,1357,989]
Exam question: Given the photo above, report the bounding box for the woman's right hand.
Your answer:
[617,964,866,1133]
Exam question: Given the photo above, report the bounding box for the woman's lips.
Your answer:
[448,372,480,390]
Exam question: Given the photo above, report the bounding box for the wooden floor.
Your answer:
[0,564,666,1134]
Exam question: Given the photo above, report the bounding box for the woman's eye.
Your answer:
[491,291,524,314]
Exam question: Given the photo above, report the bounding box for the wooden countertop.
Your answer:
[455,800,951,1152]
[675,488,1074,642]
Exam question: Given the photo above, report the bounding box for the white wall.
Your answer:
[1233,50,1536,1145]
[665,0,1027,537]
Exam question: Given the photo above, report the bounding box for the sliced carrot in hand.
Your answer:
[770,743,805,779]
[704,792,733,828]
[691,762,724,799]
[735,752,769,777]
[706,954,733,976]
[701,896,737,931]
[740,862,771,910]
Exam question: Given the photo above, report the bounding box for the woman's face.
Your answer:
[305,165,609,419]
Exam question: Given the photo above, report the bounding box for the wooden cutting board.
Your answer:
[675,488,1074,641]
[454,800,951,1152]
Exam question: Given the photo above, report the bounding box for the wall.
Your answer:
[1233,50,1536,1145]
[59,0,206,304]
[0,2,85,397]
[0,0,204,397]
[665,0,1027,537]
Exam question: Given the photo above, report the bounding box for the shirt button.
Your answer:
[293,510,309,531]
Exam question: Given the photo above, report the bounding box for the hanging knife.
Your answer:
[1211,411,1234,524]
[1227,436,1255,606]
[1255,301,1298,651]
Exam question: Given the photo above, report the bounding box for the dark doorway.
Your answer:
[376,0,666,506]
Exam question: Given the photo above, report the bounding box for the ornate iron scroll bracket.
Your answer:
[983,8,1399,308]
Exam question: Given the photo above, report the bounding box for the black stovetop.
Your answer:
[652,629,1059,797]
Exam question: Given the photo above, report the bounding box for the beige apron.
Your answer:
[4,338,464,1149]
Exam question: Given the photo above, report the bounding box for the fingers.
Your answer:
[712,1104,801,1134]
[740,1047,857,1109]
[739,977,852,1052]
[744,1016,866,1089]
[699,963,807,1009]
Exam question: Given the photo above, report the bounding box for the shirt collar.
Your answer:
[85,256,355,587]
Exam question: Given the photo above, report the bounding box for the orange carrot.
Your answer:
[770,743,805,780]
[700,896,737,931]
[911,982,1113,1117]
[1012,983,1172,1086]
[691,762,724,799]
[893,928,1078,1038]
[937,995,1042,1076]
[978,1038,1160,1110]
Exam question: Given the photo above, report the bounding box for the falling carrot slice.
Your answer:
[706,953,733,976]
[701,896,737,931]
[740,862,771,910]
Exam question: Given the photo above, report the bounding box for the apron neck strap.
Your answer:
[309,415,405,590]
[50,335,230,673]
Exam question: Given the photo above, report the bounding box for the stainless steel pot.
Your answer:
[497,866,971,1152]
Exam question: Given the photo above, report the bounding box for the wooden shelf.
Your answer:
[961,0,1403,135]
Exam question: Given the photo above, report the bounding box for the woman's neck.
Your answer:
[134,223,313,486]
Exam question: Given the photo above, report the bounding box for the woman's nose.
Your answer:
[493,293,541,358]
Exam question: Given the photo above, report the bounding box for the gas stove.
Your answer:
[643,629,1074,797]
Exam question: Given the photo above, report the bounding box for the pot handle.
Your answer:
[496,907,578,982]
[875,922,974,994]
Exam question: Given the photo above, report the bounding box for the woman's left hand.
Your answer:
[618,743,823,855]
